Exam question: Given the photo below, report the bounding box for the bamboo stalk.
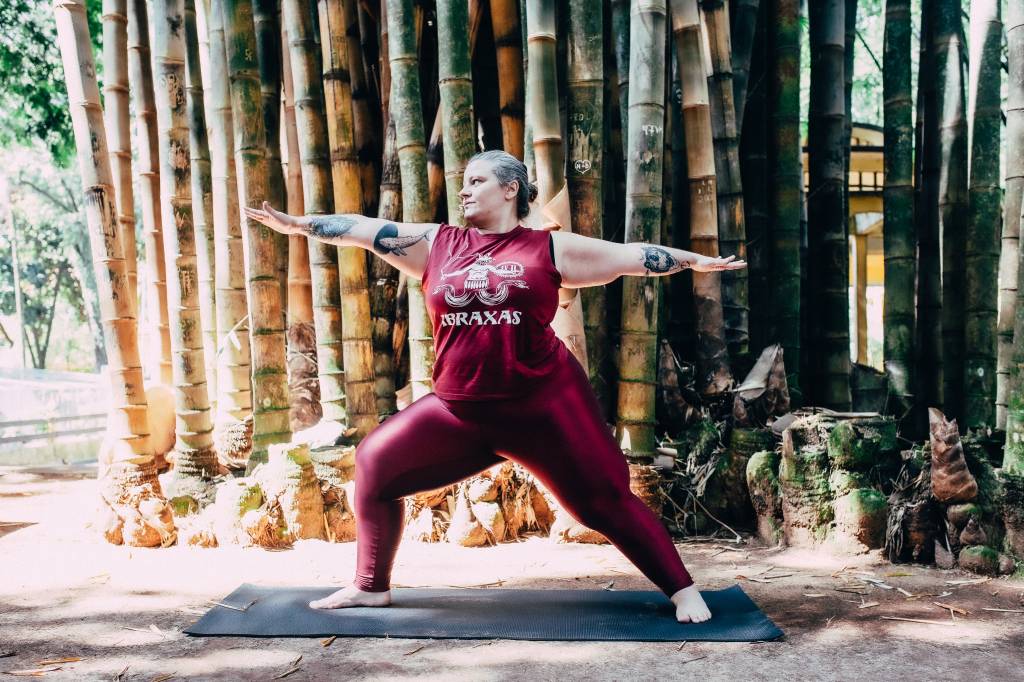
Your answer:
[150,0,219,490]
[126,0,172,386]
[611,0,630,170]
[520,0,536,181]
[731,0,759,127]
[882,0,915,423]
[616,0,667,459]
[203,0,253,441]
[701,0,749,362]
[385,0,434,400]
[371,111,401,417]
[221,0,292,464]
[670,0,731,394]
[343,0,381,216]
[437,0,476,223]
[319,0,379,440]
[185,0,219,414]
[101,0,138,311]
[489,0,525,159]
[964,0,1001,429]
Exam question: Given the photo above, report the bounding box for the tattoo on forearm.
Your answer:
[373,223,433,256]
[306,215,358,241]
[641,246,688,275]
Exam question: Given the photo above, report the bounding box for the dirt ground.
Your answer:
[2,463,1023,681]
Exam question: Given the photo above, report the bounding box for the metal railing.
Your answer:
[0,413,106,446]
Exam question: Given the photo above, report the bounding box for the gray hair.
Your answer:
[469,150,538,219]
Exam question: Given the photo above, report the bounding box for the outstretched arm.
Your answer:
[551,230,746,288]
[242,203,439,279]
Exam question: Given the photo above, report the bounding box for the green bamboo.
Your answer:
[567,0,609,406]
[1006,200,1024,473]
[882,0,915,423]
[127,0,172,386]
[203,0,253,442]
[101,0,138,310]
[526,0,564,207]
[769,0,802,403]
[185,0,218,413]
[964,0,1002,429]
[519,1,536,181]
[151,0,219,495]
[386,0,434,400]
[253,0,288,313]
[343,0,381,216]
[616,0,666,459]
[489,0,525,159]
[437,0,476,222]
[935,0,968,422]
[282,0,346,427]
[731,0,760,127]
[1001,3,1024,431]
[807,0,850,410]
[221,0,292,464]
[701,0,749,362]
[611,0,630,172]
[319,0,379,440]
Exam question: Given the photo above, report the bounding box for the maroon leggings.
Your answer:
[351,355,694,597]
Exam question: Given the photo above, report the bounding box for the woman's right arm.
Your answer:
[243,202,440,279]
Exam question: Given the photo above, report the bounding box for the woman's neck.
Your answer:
[468,213,520,235]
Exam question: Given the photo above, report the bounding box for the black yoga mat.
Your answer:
[185,584,783,642]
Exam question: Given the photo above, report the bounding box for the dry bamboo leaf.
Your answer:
[33,658,81,666]
[151,674,175,682]
[469,640,497,648]
[945,578,990,586]
[885,572,913,577]
[2,667,63,677]
[881,616,957,626]
[289,655,302,667]
[601,581,615,591]
[114,664,130,681]
[320,636,337,647]
[403,645,425,656]
[676,641,687,650]
[208,598,257,612]
[981,608,1024,613]
[681,655,707,664]
[272,667,300,680]
[735,575,772,584]
[0,652,14,659]
[896,588,915,598]
[858,602,880,609]
[803,594,827,598]
[933,602,969,616]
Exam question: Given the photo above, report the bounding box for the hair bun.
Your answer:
[527,182,539,203]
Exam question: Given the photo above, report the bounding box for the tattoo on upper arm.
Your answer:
[306,215,358,240]
[641,246,687,275]
[372,223,434,256]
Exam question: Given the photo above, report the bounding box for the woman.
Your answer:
[244,150,746,623]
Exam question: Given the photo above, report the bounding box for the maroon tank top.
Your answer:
[422,222,569,400]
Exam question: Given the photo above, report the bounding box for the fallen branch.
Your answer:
[881,616,958,626]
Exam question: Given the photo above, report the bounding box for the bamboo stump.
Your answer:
[746,450,783,545]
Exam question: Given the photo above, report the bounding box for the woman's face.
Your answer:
[459,160,518,225]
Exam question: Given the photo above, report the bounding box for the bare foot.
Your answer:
[670,585,712,623]
[309,584,392,609]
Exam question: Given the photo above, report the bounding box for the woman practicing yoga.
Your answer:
[244,150,746,624]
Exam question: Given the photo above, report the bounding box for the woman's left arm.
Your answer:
[550,231,747,288]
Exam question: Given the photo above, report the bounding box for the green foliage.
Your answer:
[0,0,103,165]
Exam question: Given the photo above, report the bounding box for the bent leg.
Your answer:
[352,393,502,591]
[490,360,694,597]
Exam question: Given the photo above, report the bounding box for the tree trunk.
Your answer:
[611,0,630,176]
[769,0,802,404]
[127,0,172,386]
[281,19,321,432]
[253,0,289,314]
[150,0,219,498]
[489,0,525,159]
[101,0,138,310]
[202,0,254,464]
[731,0,759,128]
[53,0,172,544]
[343,0,381,217]
[935,0,968,422]
[1000,5,1024,431]
[701,0,749,363]
[964,0,1001,429]
[670,0,731,395]
[882,0,915,425]
[807,0,851,410]
[567,0,610,412]
[319,0,379,440]
[616,0,666,461]
[221,0,292,465]
[185,0,218,413]
[916,1,942,418]
[437,0,476,223]
[385,0,434,400]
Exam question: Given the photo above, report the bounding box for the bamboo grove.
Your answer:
[52,0,1024,528]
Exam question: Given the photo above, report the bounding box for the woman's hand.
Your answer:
[692,254,747,273]
[242,201,306,235]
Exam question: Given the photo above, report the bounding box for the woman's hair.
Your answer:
[469,150,538,218]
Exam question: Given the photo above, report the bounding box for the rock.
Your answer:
[257,443,326,541]
[957,545,1000,575]
[999,554,1017,575]
[212,478,264,545]
[946,503,982,529]
[928,408,979,503]
[832,488,888,550]
[1000,472,1024,559]
[934,538,955,569]
[959,517,987,546]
